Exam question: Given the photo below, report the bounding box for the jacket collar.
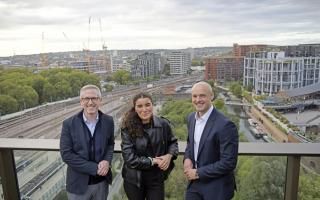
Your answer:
[152,115,162,128]
[77,109,103,122]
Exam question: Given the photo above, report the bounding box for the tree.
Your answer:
[0,68,101,114]
[104,84,114,92]
[159,99,194,140]
[165,156,187,200]
[214,98,225,110]
[31,75,47,104]
[230,83,242,98]
[299,172,320,200]
[82,73,100,87]
[243,90,253,104]
[205,79,215,88]
[236,157,286,200]
[42,82,57,102]
[0,68,32,85]
[245,83,254,92]
[54,81,72,100]
[163,64,170,76]
[21,86,39,109]
[112,70,131,85]
[191,58,204,66]
[4,85,38,109]
[0,95,19,115]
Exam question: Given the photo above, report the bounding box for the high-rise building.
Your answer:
[243,51,320,95]
[131,52,163,79]
[169,51,191,75]
[205,56,244,84]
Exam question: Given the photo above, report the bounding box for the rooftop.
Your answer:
[285,82,320,97]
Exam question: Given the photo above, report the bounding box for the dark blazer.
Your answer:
[60,110,114,194]
[184,108,239,200]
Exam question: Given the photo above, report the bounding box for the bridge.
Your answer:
[264,99,320,110]
[225,101,252,106]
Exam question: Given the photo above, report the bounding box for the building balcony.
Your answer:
[0,139,319,200]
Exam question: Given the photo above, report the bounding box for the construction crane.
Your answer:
[99,17,111,74]
[62,31,81,68]
[40,32,48,68]
[79,16,111,75]
[84,16,92,73]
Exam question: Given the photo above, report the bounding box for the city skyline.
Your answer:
[1,0,320,57]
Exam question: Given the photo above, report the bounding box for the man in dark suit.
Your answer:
[60,84,114,200]
[184,81,239,200]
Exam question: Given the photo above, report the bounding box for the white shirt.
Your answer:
[83,113,99,137]
[194,106,213,163]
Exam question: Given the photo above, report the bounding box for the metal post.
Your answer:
[284,155,301,200]
[0,149,20,200]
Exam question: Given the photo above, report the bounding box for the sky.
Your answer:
[0,0,320,57]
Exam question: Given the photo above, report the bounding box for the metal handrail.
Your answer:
[1,139,319,200]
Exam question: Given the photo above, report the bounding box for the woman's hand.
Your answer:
[155,154,172,170]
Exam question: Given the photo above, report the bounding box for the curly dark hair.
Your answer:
[121,92,153,138]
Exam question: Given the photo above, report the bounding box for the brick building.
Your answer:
[233,43,268,57]
[205,56,244,84]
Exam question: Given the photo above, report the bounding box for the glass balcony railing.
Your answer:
[0,139,319,200]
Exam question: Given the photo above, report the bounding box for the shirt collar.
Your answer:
[195,105,213,121]
[83,112,99,123]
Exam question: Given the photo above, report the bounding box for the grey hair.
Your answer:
[80,84,101,98]
[191,81,213,95]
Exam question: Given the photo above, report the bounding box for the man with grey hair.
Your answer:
[60,84,114,200]
[184,81,239,200]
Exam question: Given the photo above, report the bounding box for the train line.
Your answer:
[0,76,193,133]
[0,76,194,139]
[0,75,198,199]
[20,159,64,199]
[16,152,46,173]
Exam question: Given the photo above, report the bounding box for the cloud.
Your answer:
[0,0,319,56]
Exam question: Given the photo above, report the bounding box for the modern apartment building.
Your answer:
[131,52,163,79]
[110,56,132,72]
[243,51,320,95]
[111,56,123,72]
[169,51,191,75]
[205,56,244,83]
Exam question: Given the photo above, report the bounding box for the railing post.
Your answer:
[284,155,300,200]
[0,149,20,200]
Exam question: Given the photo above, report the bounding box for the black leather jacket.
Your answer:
[121,115,179,187]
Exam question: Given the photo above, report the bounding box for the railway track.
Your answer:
[2,76,198,199]
[20,159,64,199]
[0,75,197,139]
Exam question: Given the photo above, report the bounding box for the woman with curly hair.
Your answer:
[121,92,178,200]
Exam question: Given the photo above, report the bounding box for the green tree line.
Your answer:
[109,69,162,86]
[0,68,100,115]
[159,99,194,140]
